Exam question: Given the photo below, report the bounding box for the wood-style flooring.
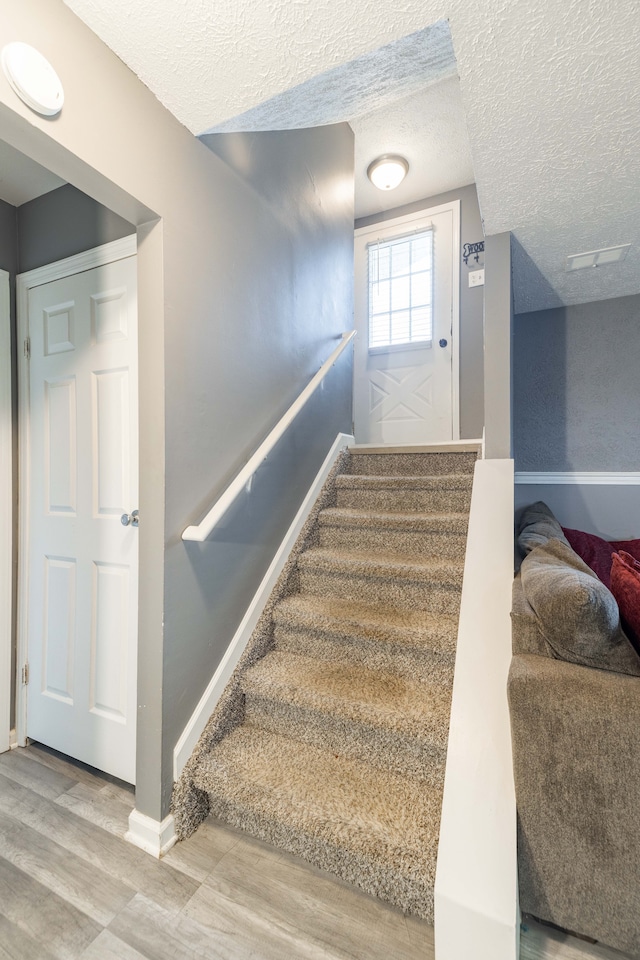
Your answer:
[0,743,631,960]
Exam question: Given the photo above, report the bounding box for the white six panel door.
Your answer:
[353,205,457,445]
[25,255,138,784]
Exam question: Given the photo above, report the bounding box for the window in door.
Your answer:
[367,229,433,351]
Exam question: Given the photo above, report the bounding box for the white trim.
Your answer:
[15,237,138,750]
[349,440,482,455]
[354,200,461,443]
[17,235,136,291]
[435,458,519,960]
[183,334,355,542]
[0,271,11,754]
[125,809,176,858]
[174,431,354,780]
[515,471,640,485]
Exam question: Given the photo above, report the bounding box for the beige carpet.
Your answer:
[172,448,475,922]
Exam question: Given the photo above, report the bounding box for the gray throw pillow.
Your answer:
[520,538,640,676]
[517,501,570,556]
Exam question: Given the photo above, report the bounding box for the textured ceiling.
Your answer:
[0,140,65,206]
[352,76,474,220]
[204,23,456,134]
[62,0,640,313]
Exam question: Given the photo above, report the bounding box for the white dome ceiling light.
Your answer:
[1,42,64,117]
[367,155,409,191]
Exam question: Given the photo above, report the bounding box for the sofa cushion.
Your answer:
[517,501,570,556]
[610,551,640,654]
[520,538,640,676]
[563,527,640,590]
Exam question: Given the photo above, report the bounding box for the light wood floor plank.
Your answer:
[0,747,631,960]
[0,809,135,925]
[26,742,117,793]
[112,891,347,960]
[80,929,148,960]
[196,825,423,960]
[0,856,102,959]
[0,771,199,913]
[161,817,239,883]
[0,748,78,799]
[56,781,133,837]
[0,913,60,960]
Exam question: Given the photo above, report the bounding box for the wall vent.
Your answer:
[566,244,631,272]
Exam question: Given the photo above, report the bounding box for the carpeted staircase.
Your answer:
[172,446,477,922]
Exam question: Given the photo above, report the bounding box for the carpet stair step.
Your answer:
[297,547,463,615]
[242,650,451,783]
[335,474,472,513]
[346,450,478,476]
[193,725,441,921]
[318,506,468,557]
[272,594,457,679]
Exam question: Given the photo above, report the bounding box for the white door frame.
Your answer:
[354,199,461,441]
[0,270,11,753]
[15,235,137,748]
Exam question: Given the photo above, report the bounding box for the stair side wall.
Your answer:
[171,449,349,838]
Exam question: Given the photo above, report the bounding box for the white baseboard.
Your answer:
[515,471,640,485]
[126,809,176,858]
[172,431,354,781]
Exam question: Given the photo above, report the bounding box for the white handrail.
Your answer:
[182,331,356,542]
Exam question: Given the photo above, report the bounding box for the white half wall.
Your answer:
[515,474,640,539]
[435,458,519,960]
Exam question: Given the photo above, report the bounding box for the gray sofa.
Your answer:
[509,503,640,957]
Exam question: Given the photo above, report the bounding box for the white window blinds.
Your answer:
[367,228,433,350]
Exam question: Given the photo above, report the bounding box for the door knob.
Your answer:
[439,338,448,348]
[121,509,139,527]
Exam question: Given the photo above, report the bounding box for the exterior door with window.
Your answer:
[353,202,459,445]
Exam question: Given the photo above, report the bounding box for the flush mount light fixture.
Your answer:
[367,155,409,191]
[1,42,64,117]
[566,243,631,272]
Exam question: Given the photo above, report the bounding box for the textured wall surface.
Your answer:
[63,0,640,314]
[355,183,484,440]
[513,294,640,471]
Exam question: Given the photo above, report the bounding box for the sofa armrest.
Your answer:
[508,654,640,955]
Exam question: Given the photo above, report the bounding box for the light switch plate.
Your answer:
[469,269,485,287]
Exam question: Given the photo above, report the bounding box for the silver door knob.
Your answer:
[121,509,139,527]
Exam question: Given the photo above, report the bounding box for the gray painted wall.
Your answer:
[17,183,135,272]
[484,232,513,459]
[355,183,485,440]
[513,293,640,471]
[165,126,354,808]
[514,483,640,540]
[0,0,354,820]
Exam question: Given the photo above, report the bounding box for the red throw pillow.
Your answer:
[562,528,640,590]
[610,551,640,654]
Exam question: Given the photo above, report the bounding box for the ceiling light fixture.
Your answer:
[367,155,409,191]
[1,42,64,117]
